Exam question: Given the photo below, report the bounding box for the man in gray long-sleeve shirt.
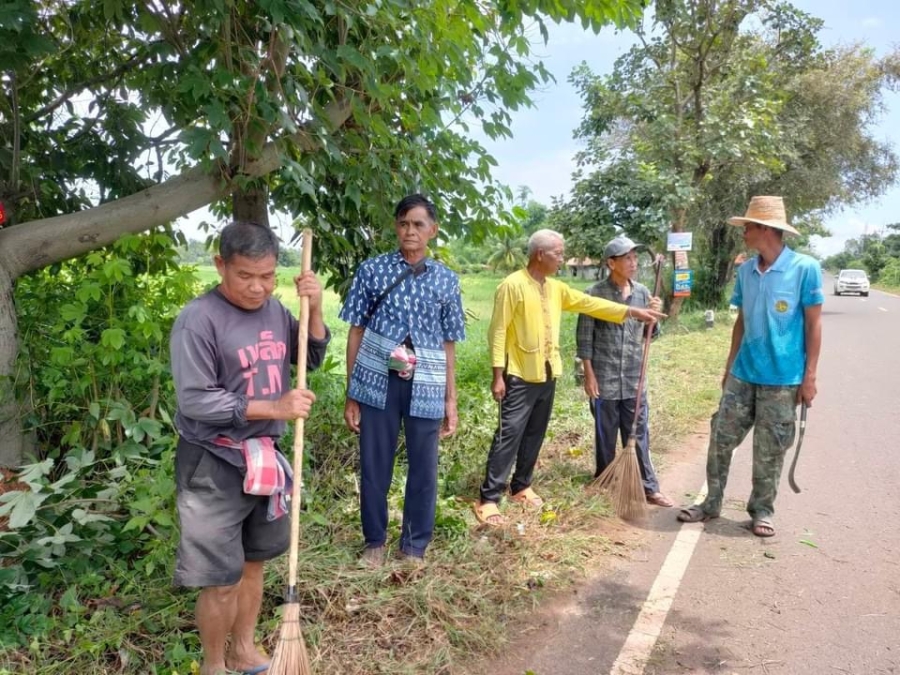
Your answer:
[575,236,672,508]
[170,221,330,675]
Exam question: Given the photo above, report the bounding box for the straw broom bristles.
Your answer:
[269,601,311,675]
[593,437,647,521]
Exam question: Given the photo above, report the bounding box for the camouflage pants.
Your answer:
[701,376,798,520]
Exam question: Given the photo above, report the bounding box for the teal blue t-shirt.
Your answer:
[730,247,824,386]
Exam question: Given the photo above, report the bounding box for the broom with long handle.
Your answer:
[594,254,665,521]
[269,229,314,675]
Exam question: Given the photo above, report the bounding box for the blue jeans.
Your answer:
[358,371,441,558]
[591,395,660,494]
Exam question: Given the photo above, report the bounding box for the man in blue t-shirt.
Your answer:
[678,196,823,537]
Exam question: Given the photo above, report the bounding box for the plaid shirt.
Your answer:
[214,436,293,520]
[576,278,657,400]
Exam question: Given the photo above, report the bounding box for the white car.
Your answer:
[833,269,870,297]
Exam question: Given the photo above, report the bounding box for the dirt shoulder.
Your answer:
[470,427,711,675]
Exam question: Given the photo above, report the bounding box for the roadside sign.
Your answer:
[667,232,693,252]
[673,269,693,297]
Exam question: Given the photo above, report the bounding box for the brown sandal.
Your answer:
[677,505,717,523]
[474,501,504,527]
[509,487,544,508]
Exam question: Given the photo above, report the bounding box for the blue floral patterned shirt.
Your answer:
[340,251,466,419]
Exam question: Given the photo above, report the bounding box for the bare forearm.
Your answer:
[724,313,745,373]
[804,309,822,379]
[308,304,326,340]
[246,399,282,420]
[444,341,457,402]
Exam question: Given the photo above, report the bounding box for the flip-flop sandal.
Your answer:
[751,518,775,538]
[227,664,270,675]
[509,487,544,508]
[676,505,717,523]
[473,500,504,527]
[646,492,675,507]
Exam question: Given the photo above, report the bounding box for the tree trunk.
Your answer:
[233,184,270,227]
[666,208,689,321]
[713,222,737,306]
[0,98,352,466]
[0,263,25,466]
[0,96,351,280]
[693,222,738,308]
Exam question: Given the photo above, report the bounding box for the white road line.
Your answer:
[608,484,709,675]
[879,307,888,312]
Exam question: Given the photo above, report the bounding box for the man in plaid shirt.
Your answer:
[576,235,673,507]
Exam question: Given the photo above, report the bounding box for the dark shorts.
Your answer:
[173,437,289,588]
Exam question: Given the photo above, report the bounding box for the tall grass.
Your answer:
[4,266,729,674]
[255,269,729,674]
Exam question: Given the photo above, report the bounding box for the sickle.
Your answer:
[787,403,808,494]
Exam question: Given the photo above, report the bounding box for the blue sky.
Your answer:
[479,0,900,257]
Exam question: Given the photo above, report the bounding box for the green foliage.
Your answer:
[0,0,645,292]
[486,221,528,272]
[15,232,197,453]
[861,243,888,281]
[2,232,197,667]
[553,0,899,308]
[822,229,900,284]
[2,260,735,672]
[878,258,900,287]
[175,238,213,264]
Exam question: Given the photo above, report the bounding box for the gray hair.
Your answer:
[219,221,280,261]
[527,229,564,257]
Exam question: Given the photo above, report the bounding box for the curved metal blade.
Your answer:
[787,403,808,494]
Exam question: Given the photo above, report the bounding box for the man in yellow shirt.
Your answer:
[474,229,665,526]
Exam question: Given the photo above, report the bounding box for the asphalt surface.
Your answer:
[484,283,900,675]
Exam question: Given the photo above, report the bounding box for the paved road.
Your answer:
[486,284,900,675]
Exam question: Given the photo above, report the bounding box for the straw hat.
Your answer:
[727,196,799,236]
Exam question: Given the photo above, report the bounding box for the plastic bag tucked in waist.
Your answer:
[388,343,416,380]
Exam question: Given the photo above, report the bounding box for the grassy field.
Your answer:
[150,266,732,674]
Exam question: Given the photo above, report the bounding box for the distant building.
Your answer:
[565,257,602,280]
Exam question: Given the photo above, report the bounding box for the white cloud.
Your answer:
[810,216,879,258]
[492,147,579,205]
[860,16,883,29]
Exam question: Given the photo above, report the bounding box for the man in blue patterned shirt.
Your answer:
[340,194,466,565]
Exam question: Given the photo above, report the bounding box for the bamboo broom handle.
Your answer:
[287,229,313,592]
[628,254,665,439]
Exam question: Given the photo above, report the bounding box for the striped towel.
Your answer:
[214,436,293,521]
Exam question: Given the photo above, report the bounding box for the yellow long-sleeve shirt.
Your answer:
[489,269,628,383]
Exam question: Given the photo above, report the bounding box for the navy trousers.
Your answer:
[591,395,660,494]
[359,371,441,558]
